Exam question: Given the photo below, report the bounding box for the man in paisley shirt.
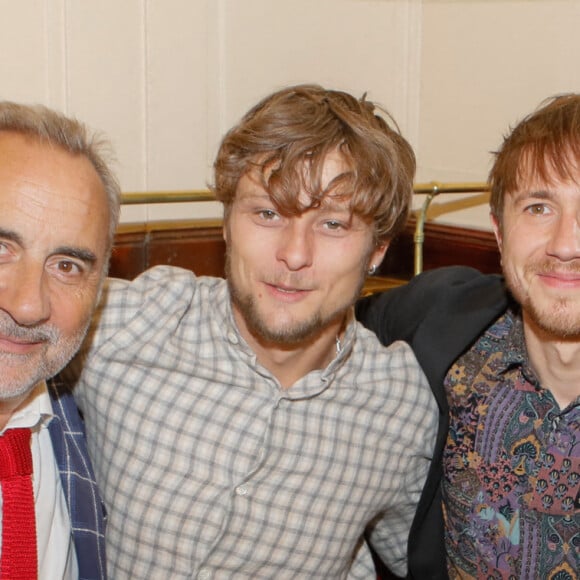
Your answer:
[357,94,579,578]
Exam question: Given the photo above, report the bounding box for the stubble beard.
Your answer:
[226,252,365,347]
[506,259,580,339]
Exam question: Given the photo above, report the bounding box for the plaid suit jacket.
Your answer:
[47,377,107,580]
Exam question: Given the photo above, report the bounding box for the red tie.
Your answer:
[0,428,37,579]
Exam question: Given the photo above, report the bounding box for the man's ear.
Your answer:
[490,212,503,253]
[368,241,390,272]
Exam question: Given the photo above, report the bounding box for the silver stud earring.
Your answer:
[367,264,377,276]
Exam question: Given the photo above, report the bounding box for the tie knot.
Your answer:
[0,428,32,479]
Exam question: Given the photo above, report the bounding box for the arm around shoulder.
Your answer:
[356,266,498,345]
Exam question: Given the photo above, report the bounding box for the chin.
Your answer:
[527,300,580,338]
[255,322,319,346]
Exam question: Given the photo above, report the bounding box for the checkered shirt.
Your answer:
[68,266,437,579]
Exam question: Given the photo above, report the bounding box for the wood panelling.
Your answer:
[110,219,226,280]
[380,220,502,280]
[109,230,147,280]
[109,218,502,282]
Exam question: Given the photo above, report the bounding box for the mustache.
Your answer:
[526,260,580,275]
[0,315,58,343]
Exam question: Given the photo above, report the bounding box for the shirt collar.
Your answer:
[2,382,54,434]
[222,292,358,392]
[322,308,357,374]
[494,309,542,388]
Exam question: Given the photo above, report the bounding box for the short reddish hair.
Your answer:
[490,94,580,222]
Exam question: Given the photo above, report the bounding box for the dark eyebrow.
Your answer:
[0,229,98,266]
[512,189,554,204]
[0,228,24,246]
[53,246,98,266]
[529,190,553,199]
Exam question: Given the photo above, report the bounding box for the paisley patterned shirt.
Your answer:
[443,309,579,579]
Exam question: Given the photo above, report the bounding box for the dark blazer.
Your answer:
[47,377,107,580]
[356,266,509,580]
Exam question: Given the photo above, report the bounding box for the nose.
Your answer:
[276,221,313,271]
[0,262,50,327]
[546,214,580,262]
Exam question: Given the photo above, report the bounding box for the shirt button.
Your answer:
[198,568,211,580]
[227,331,239,344]
[235,484,248,496]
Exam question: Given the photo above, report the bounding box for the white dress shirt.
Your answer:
[0,382,78,579]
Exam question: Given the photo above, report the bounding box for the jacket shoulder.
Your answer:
[356,266,505,344]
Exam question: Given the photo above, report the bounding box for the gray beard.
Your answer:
[0,316,90,402]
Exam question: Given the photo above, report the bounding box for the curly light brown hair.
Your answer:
[212,84,415,246]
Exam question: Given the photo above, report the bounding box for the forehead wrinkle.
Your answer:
[8,178,51,217]
[11,179,97,227]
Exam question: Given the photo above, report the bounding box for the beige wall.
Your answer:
[418,0,580,229]
[1,0,578,229]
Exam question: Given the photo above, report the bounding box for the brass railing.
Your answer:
[121,182,491,275]
[411,182,489,274]
[121,190,216,204]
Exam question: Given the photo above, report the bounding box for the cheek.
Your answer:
[325,254,367,288]
[229,244,255,275]
[500,226,531,260]
[48,287,97,338]
[500,248,524,284]
[229,225,267,259]
[513,236,545,260]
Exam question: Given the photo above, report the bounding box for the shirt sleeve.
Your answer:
[347,540,379,579]
[62,265,200,411]
[365,348,438,576]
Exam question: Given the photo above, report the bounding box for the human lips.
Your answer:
[0,320,52,356]
[536,268,580,289]
[0,333,45,355]
[264,281,312,301]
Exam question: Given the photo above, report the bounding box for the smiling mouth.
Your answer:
[537,271,580,287]
[0,335,44,355]
[265,281,313,297]
[275,286,303,293]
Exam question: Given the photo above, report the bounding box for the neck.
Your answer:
[0,394,30,431]
[523,315,580,408]
[234,313,348,389]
